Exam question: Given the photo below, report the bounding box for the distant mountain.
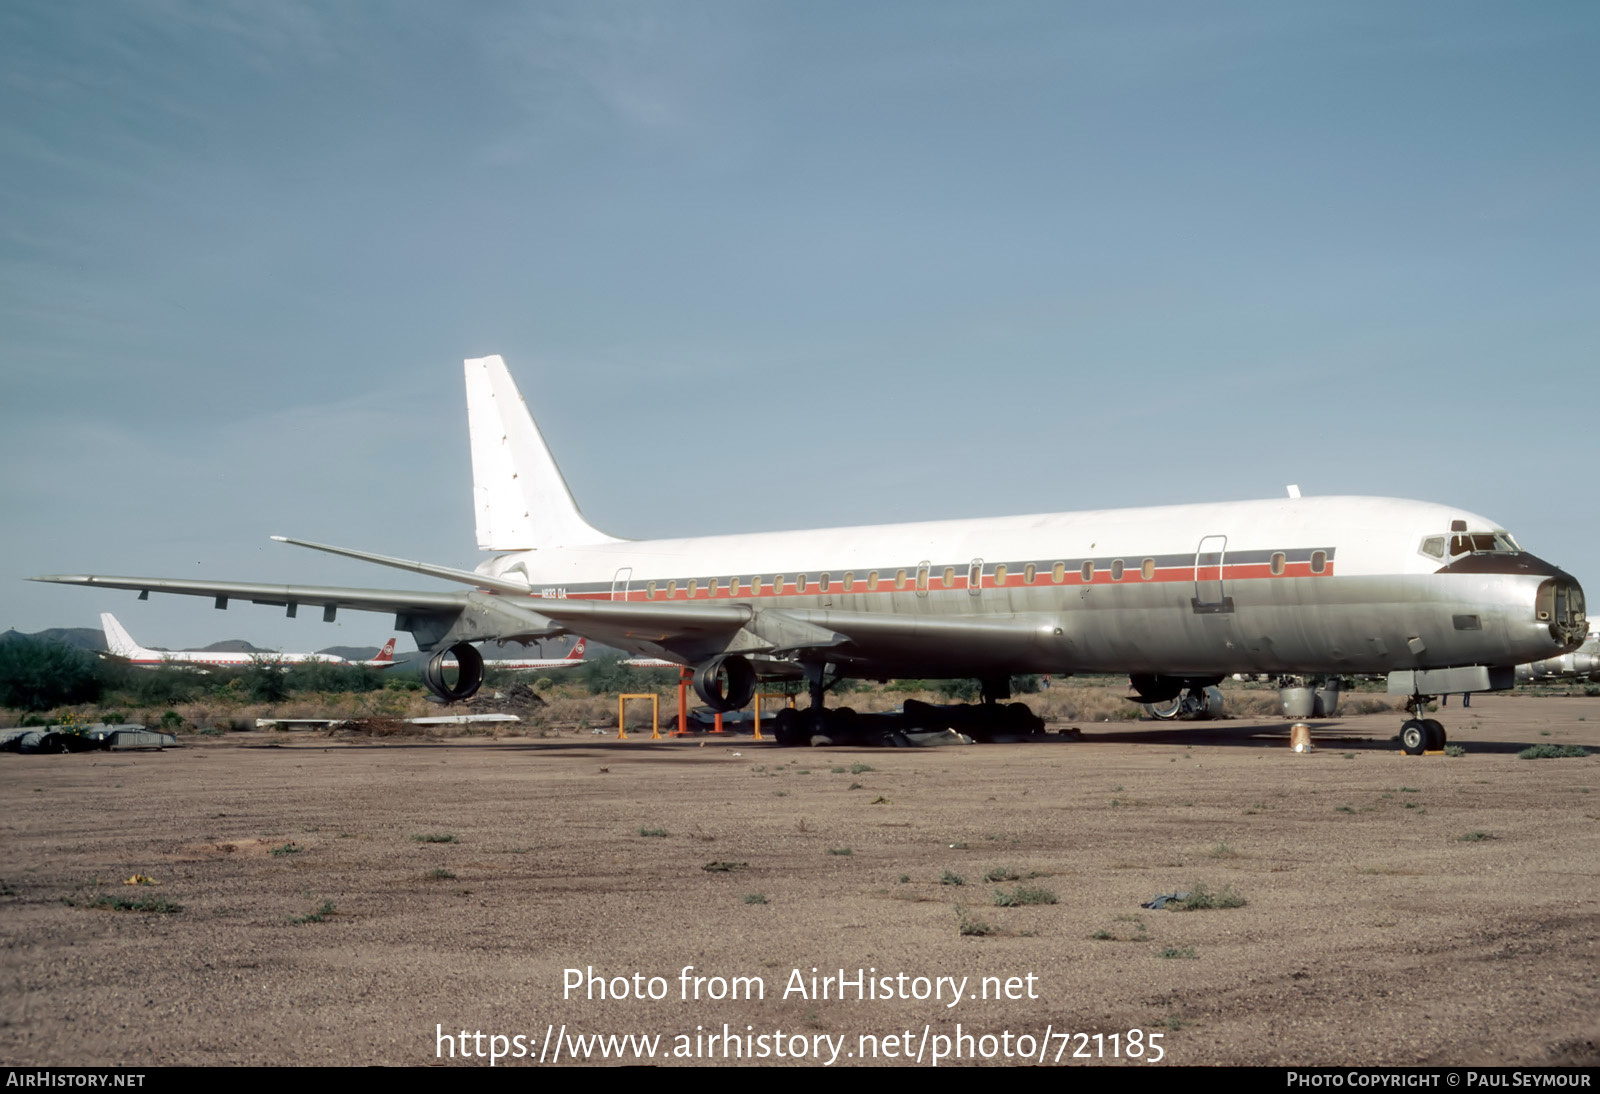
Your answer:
[0,627,105,652]
[322,646,383,661]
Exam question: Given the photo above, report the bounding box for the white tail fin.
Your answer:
[465,355,621,551]
[564,637,587,661]
[100,613,149,659]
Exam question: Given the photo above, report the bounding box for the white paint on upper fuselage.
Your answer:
[473,496,1503,590]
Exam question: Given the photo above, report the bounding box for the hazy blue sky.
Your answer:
[3,1,1596,650]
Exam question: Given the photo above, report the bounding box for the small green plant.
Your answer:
[80,894,182,914]
[940,870,965,886]
[827,847,853,856]
[1207,842,1238,858]
[412,834,457,844]
[992,885,1057,907]
[1519,744,1590,759]
[847,782,863,790]
[428,868,457,879]
[957,908,997,937]
[702,861,747,872]
[742,893,768,905]
[1458,831,1496,842]
[1091,928,1114,940]
[1173,883,1246,910]
[637,827,668,837]
[270,842,303,856]
[289,899,337,925]
[830,766,845,773]
[1444,745,1466,757]
[1335,805,1355,814]
[850,762,874,774]
[1157,946,1197,959]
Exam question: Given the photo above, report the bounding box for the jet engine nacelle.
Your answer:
[694,654,757,712]
[421,642,484,702]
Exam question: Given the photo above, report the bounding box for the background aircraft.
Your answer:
[99,612,346,668]
[43,358,1586,751]
[1517,617,1600,683]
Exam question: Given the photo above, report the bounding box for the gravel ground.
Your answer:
[2,694,1597,1068]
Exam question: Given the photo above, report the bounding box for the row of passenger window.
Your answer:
[641,553,1323,599]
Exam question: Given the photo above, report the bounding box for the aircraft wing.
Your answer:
[32,574,471,618]
[35,550,1063,676]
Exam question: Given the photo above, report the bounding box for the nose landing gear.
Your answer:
[1399,695,1447,755]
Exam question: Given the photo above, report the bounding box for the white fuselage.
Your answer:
[472,495,1581,678]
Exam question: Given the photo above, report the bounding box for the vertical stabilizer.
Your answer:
[100,613,149,659]
[465,355,621,551]
[565,637,587,661]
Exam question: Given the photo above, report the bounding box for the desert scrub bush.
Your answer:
[1173,883,1246,910]
[956,908,997,937]
[637,827,668,838]
[0,637,106,711]
[75,894,182,914]
[1518,744,1589,759]
[412,833,458,844]
[940,870,965,886]
[289,900,337,925]
[742,893,768,905]
[992,885,1057,907]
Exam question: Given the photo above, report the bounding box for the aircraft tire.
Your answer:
[771,708,804,748]
[1422,719,1446,751]
[1144,698,1183,720]
[1400,718,1428,756]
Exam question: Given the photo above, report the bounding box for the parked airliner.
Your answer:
[100,612,347,668]
[41,356,1585,751]
[1517,617,1599,683]
[440,637,587,671]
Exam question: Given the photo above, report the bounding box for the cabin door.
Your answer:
[611,567,633,601]
[1192,536,1234,613]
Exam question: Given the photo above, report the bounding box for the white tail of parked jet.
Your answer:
[465,355,620,552]
[98,612,347,667]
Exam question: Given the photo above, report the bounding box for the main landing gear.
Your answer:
[1399,695,1447,756]
[769,662,853,747]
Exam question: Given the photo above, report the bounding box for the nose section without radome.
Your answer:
[1536,575,1587,649]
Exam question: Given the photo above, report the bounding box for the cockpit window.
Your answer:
[1419,537,1446,560]
[1448,532,1521,558]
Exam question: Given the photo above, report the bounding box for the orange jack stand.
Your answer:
[617,694,661,740]
[674,667,691,736]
